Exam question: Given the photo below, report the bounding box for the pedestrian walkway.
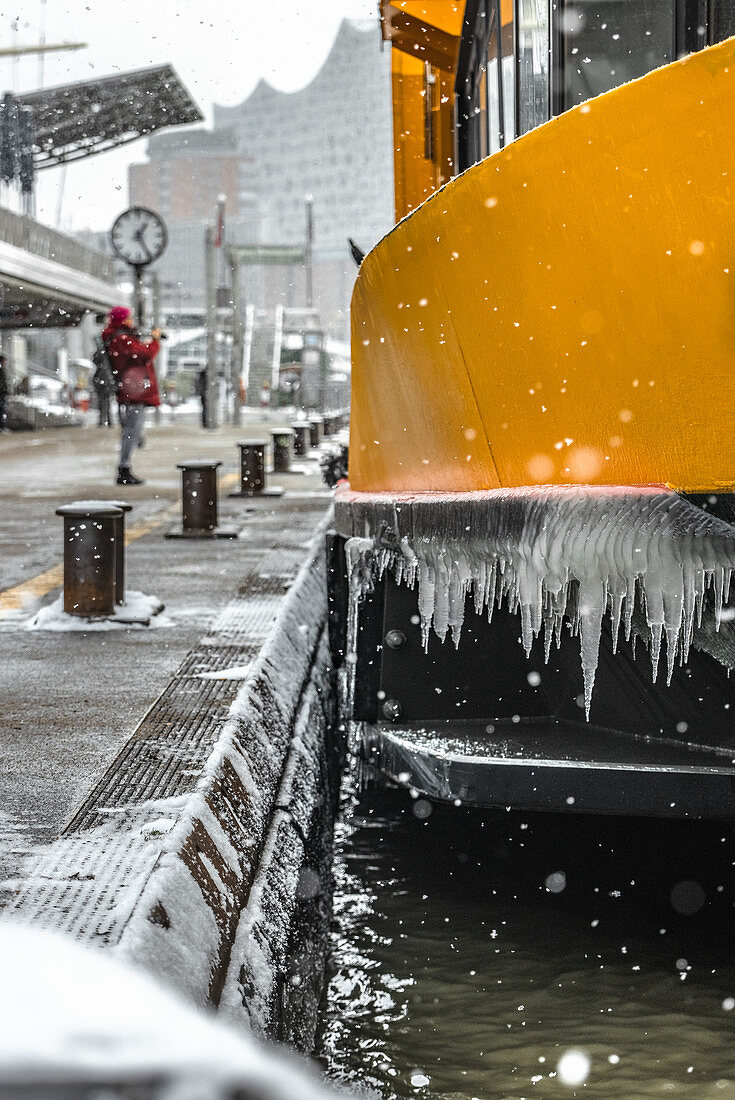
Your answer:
[6,495,330,963]
[0,418,337,909]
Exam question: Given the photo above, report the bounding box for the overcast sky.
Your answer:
[0,0,377,231]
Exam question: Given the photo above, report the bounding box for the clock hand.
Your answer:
[133,226,152,262]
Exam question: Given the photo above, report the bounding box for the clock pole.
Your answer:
[132,264,145,328]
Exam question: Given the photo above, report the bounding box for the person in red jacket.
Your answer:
[102,306,161,486]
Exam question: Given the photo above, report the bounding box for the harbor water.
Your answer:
[319,785,735,1098]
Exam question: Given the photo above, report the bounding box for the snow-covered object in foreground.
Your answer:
[336,486,735,717]
[0,922,340,1099]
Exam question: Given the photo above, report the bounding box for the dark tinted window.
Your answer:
[559,0,675,109]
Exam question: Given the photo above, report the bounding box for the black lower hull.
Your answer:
[328,532,735,820]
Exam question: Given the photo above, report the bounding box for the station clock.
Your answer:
[110,206,167,267]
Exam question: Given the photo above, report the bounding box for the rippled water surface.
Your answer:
[319,787,735,1098]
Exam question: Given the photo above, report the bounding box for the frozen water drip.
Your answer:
[340,487,735,718]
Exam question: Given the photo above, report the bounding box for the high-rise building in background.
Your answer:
[128,20,394,341]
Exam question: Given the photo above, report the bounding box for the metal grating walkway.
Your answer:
[43,496,330,839]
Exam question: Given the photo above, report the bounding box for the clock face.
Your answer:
[110,206,167,266]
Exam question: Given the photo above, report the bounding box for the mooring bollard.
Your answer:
[271,428,294,473]
[291,422,310,456]
[56,501,122,617]
[166,460,238,539]
[109,500,133,604]
[229,440,284,498]
[308,417,323,449]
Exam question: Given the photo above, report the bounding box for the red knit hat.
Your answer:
[109,306,132,324]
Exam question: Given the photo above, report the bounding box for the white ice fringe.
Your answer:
[342,487,735,720]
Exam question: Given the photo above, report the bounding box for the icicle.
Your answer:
[609,589,625,654]
[340,487,735,720]
[714,568,725,628]
[649,622,663,682]
[578,578,606,718]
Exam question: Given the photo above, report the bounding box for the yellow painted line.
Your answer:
[0,563,65,613]
[0,471,241,616]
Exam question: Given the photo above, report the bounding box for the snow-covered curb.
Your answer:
[219,630,334,1039]
[111,519,333,1007]
[8,514,336,1026]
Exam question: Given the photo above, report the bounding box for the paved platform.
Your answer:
[0,415,336,909]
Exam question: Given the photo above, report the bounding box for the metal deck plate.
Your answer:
[361,720,735,820]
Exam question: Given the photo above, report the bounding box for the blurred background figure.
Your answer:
[0,355,8,432]
[92,349,116,427]
[195,367,207,427]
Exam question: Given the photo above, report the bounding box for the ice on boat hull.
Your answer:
[329,485,735,819]
[336,485,735,717]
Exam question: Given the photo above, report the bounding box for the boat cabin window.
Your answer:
[456,0,734,173]
[487,20,502,153]
[517,0,550,135]
[557,0,676,111]
[712,0,735,42]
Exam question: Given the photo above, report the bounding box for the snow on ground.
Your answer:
[27,590,173,631]
[0,811,42,904]
[196,663,253,680]
[0,922,341,1097]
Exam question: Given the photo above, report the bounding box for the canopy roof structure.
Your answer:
[17,64,203,169]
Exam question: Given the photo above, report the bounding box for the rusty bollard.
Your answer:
[56,501,122,617]
[228,440,284,498]
[166,460,238,539]
[271,428,294,473]
[109,500,133,604]
[291,422,310,456]
[308,417,323,449]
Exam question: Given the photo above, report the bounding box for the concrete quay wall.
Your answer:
[9,514,343,1049]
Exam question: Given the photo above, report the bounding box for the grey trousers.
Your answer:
[119,404,146,468]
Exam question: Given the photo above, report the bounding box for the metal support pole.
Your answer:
[56,502,122,617]
[150,270,163,424]
[291,422,309,456]
[271,428,295,473]
[204,226,218,429]
[109,500,133,604]
[166,460,237,539]
[181,461,218,531]
[230,250,243,427]
[151,270,160,328]
[309,416,323,449]
[133,264,145,328]
[238,442,264,494]
[305,195,314,310]
[229,440,284,498]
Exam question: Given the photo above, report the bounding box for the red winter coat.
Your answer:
[102,323,161,407]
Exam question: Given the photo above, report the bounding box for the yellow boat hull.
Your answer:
[350,37,735,494]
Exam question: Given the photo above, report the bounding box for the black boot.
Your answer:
[116,466,144,486]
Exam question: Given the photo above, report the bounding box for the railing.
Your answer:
[0,207,116,283]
